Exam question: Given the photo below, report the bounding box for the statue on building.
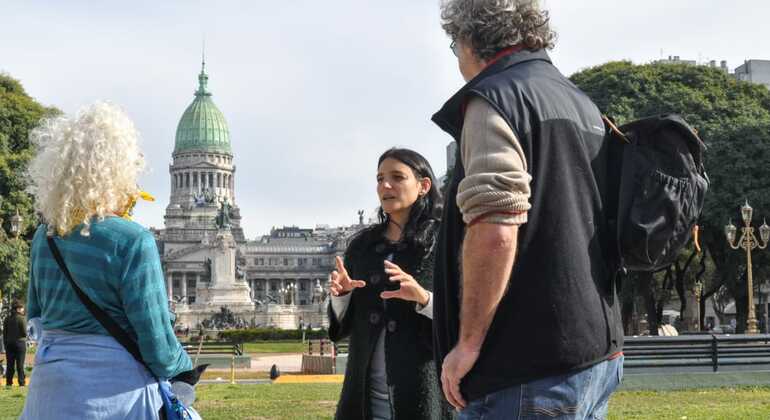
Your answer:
[194,188,216,206]
[193,190,207,207]
[215,198,233,229]
[204,188,216,204]
[204,257,212,279]
[358,210,365,225]
[312,279,323,304]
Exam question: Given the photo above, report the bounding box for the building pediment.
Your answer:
[165,244,212,262]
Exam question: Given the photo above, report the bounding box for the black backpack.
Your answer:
[604,114,709,273]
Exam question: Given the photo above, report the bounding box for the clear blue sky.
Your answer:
[2,0,768,238]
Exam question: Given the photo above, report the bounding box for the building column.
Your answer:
[181,272,188,303]
[166,273,173,302]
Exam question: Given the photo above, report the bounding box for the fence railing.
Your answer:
[623,334,770,373]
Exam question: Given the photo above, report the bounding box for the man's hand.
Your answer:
[380,260,430,305]
[441,343,481,411]
[329,256,366,296]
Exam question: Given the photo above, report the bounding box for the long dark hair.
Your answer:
[376,148,442,251]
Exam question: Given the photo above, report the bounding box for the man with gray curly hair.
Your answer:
[431,1,624,418]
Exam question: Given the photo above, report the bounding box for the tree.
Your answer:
[571,62,770,332]
[0,73,58,307]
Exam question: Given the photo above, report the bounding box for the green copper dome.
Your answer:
[174,63,231,154]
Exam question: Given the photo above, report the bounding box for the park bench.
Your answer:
[301,339,347,374]
[181,340,244,383]
[623,334,770,375]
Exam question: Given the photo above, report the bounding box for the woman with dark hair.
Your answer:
[328,148,452,420]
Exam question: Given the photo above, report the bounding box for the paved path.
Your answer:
[249,353,303,372]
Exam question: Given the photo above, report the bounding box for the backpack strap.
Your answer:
[46,236,156,379]
[602,115,630,144]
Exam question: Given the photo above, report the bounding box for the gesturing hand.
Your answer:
[329,256,366,296]
[380,260,430,306]
[441,344,480,411]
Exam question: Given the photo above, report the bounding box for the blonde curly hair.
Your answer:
[27,102,145,236]
[441,0,557,61]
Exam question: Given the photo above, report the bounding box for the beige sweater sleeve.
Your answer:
[457,97,532,225]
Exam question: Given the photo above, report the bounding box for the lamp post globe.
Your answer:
[742,201,754,225]
[725,221,737,245]
[9,210,22,238]
[761,220,770,244]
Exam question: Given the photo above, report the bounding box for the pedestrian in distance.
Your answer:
[328,148,454,420]
[2,300,27,387]
[432,1,624,419]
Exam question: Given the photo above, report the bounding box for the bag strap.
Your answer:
[46,236,156,379]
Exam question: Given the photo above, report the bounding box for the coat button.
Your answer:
[369,312,381,325]
[370,273,382,285]
[387,320,397,333]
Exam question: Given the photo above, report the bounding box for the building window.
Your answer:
[173,280,179,288]
[270,282,278,291]
[269,257,279,266]
[300,299,307,305]
[312,258,322,266]
[186,279,196,289]
[255,258,264,266]
[283,258,290,266]
[300,281,308,291]
[298,258,307,266]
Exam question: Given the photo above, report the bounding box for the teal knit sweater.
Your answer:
[27,218,191,379]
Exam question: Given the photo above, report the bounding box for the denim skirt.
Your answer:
[21,329,162,420]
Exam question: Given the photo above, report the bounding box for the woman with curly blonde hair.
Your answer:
[21,102,193,419]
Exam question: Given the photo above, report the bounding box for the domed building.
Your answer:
[155,61,366,330]
[163,61,244,243]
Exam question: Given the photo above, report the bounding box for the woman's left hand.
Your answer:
[381,260,430,306]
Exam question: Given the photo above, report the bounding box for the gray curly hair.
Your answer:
[441,0,557,61]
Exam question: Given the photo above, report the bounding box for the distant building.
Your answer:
[707,59,730,74]
[654,55,770,90]
[654,55,697,66]
[735,60,770,90]
[446,141,457,172]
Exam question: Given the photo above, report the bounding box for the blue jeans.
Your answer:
[459,356,623,420]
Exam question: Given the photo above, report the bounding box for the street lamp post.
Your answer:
[725,201,770,334]
[0,206,23,318]
[9,210,22,239]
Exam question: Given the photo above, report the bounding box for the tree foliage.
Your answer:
[571,62,770,332]
[0,73,58,303]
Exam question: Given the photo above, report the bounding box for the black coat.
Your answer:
[329,223,452,420]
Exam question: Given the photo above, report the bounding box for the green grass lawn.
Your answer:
[242,341,307,354]
[3,384,770,419]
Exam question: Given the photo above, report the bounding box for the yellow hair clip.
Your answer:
[121,190,155,220]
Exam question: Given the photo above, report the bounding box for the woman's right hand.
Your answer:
[330,256,366,296]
